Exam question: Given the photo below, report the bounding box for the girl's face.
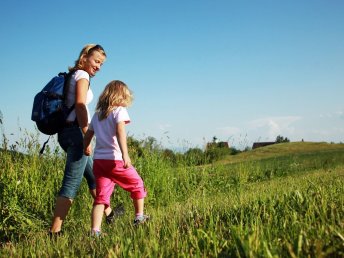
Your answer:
[83,50,106,77]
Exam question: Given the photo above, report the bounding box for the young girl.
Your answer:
[83,80,148,235]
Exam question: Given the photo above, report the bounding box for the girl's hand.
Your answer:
[117,121,131,168]
[123,154,132,168]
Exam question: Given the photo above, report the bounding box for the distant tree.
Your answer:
[162,148,177,164]
[127,136,144,159]
[276,135,290,143]
[217,142,229,148]
[230,147,241,155]
[143,136,159,151]
[184,147,205,166]
[244,146,252,152]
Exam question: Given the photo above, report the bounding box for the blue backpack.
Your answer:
[31,72,74,135]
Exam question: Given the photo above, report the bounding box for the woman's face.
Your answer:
[83,50,106,77]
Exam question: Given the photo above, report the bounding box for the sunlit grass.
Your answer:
[216,141,344,165]
[0,131,343,257]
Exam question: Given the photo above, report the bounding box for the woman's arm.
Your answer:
[117,121,131,168]
[83,129,94,156]
[75,78,89,135]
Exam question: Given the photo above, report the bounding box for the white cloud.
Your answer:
[319,110,344,119]
[216,126,241,135]
[311,127,344,137]
[335,111,344,119]
[152,111,344,150]
[248,116,302,140]
[210,116,303,148]
[158,123,171,132]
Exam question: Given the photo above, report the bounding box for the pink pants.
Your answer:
[93,159,147,208]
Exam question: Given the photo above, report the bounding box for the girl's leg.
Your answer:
[90,188,112,216]
[110,162,148,224]
[86,157,112,216]
[133,198,144,215]
[104,206,112,216]
[133,198,149,225]
[111,161,147,201]
[91,204,105,231]
[92,160,117,230]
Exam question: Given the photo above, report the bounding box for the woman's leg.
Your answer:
[50,197,72,232]
[50,127,88,232]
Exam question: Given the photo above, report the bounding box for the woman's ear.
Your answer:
[81,56,87,66]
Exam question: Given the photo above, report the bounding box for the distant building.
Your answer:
[252,142,276,149]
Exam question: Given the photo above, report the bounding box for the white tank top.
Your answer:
[65,70,93,123]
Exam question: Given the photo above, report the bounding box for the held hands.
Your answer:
[83,127,94,156]
[84,145,92,156]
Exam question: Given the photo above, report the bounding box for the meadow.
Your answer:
[0,131,343,257]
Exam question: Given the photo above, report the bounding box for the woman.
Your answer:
[50,44,115,235]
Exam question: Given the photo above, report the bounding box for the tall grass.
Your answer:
[0,130,343,257]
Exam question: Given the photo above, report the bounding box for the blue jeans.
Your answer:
[57,126,96,199]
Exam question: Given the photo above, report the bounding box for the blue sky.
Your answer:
[1,0,343,150]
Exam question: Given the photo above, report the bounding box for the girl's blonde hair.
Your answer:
[96,80,133,120]
[69,44,107,72]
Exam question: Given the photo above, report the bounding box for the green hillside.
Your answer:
[217,141,344,164]
[0,141,343,257]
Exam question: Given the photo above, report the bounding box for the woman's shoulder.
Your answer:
[73,70,90,81]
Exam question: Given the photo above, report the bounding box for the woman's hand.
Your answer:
[83,129,94,156]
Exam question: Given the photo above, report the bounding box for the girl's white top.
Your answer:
[89,107,130,160]
[65,70,93,123]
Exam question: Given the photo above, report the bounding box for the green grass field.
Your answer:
[0,140,343,257]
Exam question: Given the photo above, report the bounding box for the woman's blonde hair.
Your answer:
[96,80,133,120]
[69,44,107,71]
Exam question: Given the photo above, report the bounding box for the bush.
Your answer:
[276,135,290,143]
[205,146,231,163]
[184,148,206,166]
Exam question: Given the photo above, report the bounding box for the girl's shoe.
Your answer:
[133,215,150,226]
[90,230,101,237]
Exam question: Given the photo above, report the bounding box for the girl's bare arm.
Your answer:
[117,121,131,168]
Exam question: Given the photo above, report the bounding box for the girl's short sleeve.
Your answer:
[114,107,130,124]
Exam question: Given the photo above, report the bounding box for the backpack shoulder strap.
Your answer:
[61,71,75,116]
[62,71,74,102]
